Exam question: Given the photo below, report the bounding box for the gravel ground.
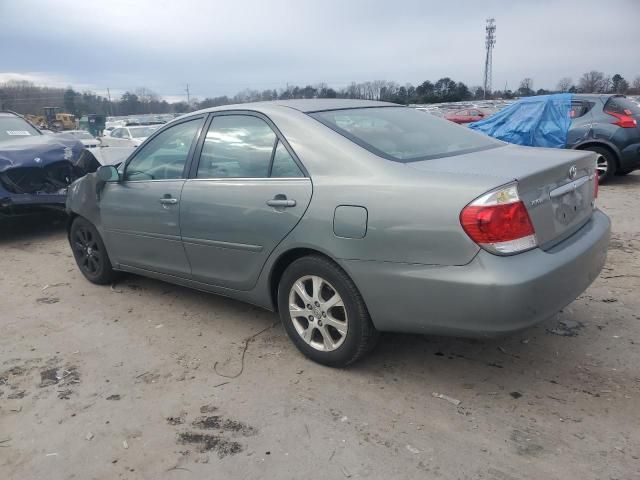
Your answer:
[1,174,639,480]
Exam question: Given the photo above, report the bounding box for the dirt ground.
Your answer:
[1,174,639,480]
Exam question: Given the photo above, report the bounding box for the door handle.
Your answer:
[266,195,296,208]
[159,197,178,205]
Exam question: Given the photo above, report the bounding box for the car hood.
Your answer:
[0,134,84,172]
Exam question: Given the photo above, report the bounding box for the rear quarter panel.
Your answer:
[257,107,505,267]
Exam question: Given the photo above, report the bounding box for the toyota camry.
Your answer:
[65,99,610,366]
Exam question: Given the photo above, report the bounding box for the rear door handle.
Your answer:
[266,195,296,208]
[159,197,178,205]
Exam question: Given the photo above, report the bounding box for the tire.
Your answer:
[583,146,616,184]
[69,216,118,285]
[277,255,379,367]
[616,169,633,176]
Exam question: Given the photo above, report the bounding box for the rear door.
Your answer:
[179,112,312,290]
[566,100,594,147]
[99,116,204,276]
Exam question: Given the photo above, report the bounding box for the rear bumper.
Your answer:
[342,209,610,336]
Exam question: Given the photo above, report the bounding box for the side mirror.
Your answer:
[96,165,119,183]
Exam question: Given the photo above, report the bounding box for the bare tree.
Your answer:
[557,77,573,92]
[632,76,640,94]
[578,71,606,93]
[518,78,534,96]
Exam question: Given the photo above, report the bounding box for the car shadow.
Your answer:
[0,210,68,245]
[605,170,640,186]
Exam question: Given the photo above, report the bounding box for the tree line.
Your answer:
[1,71,639,117]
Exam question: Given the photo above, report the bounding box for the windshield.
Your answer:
[129,126,159,138]
[0,116,41,142]
[70,131,94,139]
[310,107,500,162]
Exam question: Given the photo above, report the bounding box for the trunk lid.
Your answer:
[407,144,597,250]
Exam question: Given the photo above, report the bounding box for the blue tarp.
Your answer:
[469,93,573,149]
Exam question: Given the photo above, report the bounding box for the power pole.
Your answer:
[185,84,191,107]
[483,18,496,100]
[107,88,112,116]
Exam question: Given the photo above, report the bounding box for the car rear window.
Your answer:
[0,116,41,142]
[310,107,501,162]
[604,96,640,116]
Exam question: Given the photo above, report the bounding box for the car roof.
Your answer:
[192,99,399,116]
[572,93,618,100]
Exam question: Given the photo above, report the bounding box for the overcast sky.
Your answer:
[1,0,638,102]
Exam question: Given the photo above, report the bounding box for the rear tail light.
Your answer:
[605,110,638,128]
[594,170,599,200]
[460,183,537,255]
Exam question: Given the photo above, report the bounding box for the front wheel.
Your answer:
[277,255,379,367]
[69,216,118,285]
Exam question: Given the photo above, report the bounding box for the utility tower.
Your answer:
[483,18,496,99]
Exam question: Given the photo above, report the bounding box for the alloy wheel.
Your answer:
[73,226,103,276]
[288,275,348,352]
[596,154,608,180]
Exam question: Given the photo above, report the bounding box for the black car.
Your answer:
[0,111,97,216]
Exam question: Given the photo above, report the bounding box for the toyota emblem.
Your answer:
[568,165,577,179]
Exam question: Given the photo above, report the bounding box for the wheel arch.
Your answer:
[573,141,620,167]
[269,247,341,312]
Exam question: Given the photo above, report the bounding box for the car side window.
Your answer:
[271,141,304,178]
[124,119,201,181]
[196,115,276,178]
[570,102,586,118]
[122,129,130,139]
[570,101,594,118]
[111,128,121,138]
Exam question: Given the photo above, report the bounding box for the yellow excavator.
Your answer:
[25,107,76,131]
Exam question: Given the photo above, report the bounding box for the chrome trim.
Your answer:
[104,229,182,242]
[181,236,263,252]
[184,177,310,183]
[549,176,590,198]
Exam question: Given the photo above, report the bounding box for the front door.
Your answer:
[99,117,204,276]
[180,113,312,290]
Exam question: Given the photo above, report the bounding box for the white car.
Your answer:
[100,125,159,148]
[65,130,100,148]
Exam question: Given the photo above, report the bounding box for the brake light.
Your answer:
[605,110,637,128]
[460,183,537,255]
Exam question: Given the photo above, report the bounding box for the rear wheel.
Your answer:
[583,146,616,184]
[277,255,378,367]
[69,217,117,284]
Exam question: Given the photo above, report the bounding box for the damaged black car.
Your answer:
[0,111,99,216]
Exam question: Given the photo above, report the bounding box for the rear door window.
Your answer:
[570,102,590,118]
[271,141,304,177]
[196,115,277,178]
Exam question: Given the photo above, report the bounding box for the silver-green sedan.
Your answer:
[66,99,610,366]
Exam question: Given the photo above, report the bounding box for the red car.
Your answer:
[445,109,486,124]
